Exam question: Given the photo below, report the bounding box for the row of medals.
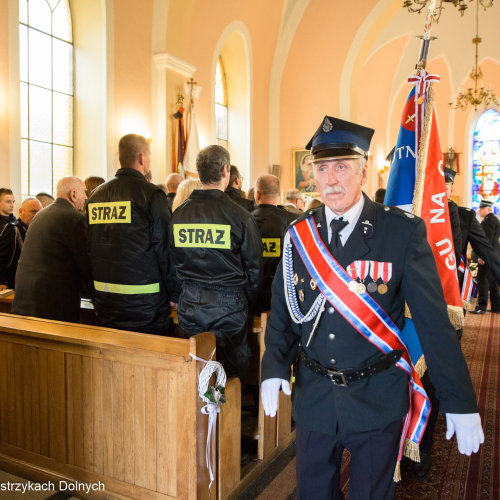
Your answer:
[294,274,388,300]
[348,279,388,295]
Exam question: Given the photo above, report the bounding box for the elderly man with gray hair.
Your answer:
[284,188,305,215]
[13,177,93,322]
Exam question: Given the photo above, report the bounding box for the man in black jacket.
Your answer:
[251,175,296,313]
[261,116,483,500]
[87,134,172,335]
[0,197,42,289]
[225,164,255,212]
[170,145,263,379]
[13,177,92,323]
[443,169,500,302]
[471,200,500,313]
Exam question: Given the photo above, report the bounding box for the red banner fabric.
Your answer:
[420,112,462,308]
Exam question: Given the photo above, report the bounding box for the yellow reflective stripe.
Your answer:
[94,280,160,294]
[173,223,231,249]
[262,238,281,257]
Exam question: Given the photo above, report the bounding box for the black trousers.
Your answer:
[296,420,402,500]
[477,264,500,310]
[177,283,251,379]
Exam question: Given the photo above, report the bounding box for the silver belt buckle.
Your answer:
[327,369,348,387]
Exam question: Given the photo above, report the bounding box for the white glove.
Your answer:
[445,412,484,455]
[261,378,291,418]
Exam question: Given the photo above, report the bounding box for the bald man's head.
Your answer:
[19,198,43,226]
[255,175,281,206]
[56,176,87,211]
[166,173,184,193]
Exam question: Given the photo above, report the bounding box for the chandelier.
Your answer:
[403,0,494,21]
[449,0,499,110]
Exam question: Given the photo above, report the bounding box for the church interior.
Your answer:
[0,0,499,205]
[0,0,499,499]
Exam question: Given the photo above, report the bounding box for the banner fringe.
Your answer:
[411,84,435,217]
[393,461,401,482]
[404,438,421,462]
[448,304,464,330]
[414,355,427,378]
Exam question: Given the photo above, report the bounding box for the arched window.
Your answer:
[19,0,74,198]
[215,57,228,149]
[472,109,500,214]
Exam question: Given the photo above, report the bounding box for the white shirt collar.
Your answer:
[324,194,365,245]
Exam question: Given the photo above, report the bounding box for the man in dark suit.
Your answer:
[458,205,500,286]
[260,116,483,500]
[12,177,93,323]
[471,200,500,314]
[284,188,305,215]
[225,164,255,212]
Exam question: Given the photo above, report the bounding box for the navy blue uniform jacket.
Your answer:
[261,195,478,436]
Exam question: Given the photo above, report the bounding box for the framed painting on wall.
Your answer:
[292,148,316,193]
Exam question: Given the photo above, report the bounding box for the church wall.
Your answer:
[0,0,498,205]
[113,0,154,169]
[165,0,283,188]
[279,0,383,194]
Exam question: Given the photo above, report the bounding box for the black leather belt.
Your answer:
[297,347,403,387]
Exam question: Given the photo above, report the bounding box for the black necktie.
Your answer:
[330,218,348,250]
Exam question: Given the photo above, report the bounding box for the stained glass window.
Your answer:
[19,0,73,198]
[215,57,228,149]
[472,109,500,214]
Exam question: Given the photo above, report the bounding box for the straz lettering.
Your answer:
[89,202,131,224]
[174,224,231,249]
[262,238,281,257]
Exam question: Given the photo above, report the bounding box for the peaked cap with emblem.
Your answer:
[479,199,493,208]
[444,167,457,183]
[305,116,375,162]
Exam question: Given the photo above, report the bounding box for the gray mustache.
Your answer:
[323,186,345,195]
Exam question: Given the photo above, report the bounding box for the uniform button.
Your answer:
[330,358,336,365]
[329,333,335,341]
[328,307,335,314]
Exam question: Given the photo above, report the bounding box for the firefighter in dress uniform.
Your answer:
[169,145,263,380]
[471,199,500,313]
[260,116,484,500]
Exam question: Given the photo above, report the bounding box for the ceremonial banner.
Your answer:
[385,70,463,331]
[183,82,202,177]
[385,87,418,213]
[414,99,463,320]
[172,107,185,175]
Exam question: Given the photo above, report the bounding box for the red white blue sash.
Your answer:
[287,217,430,464]
[458,256,478,302]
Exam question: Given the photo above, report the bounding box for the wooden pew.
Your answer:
[251,312,293,461]
[0,313,215,499]
[216,312,294,499]
[0,306,295,499]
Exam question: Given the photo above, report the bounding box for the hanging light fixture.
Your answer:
[403,0,493,21]
[448,0,498,111]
